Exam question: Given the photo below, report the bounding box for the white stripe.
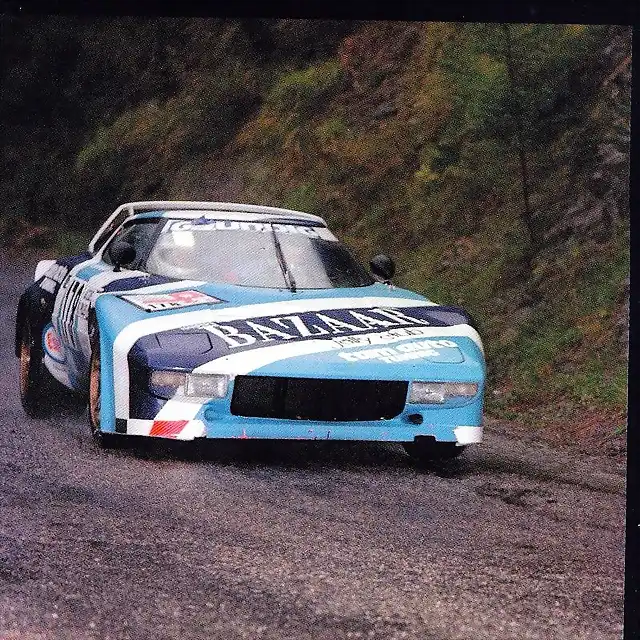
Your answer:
[194,339,338,375]
[454,426,483,444]
[175,420,206,440]
[126,419,154,436]
[153,395,203,421]
[124,417,205,439]
[112,296,436,417]
[193,324,483,375]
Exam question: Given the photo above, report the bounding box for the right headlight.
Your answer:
[408,381,479,404]
[185,373,229,399]
[149,370,229,399]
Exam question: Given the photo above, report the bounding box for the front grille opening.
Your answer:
[231,376,408,421]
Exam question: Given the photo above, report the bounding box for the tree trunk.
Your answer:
[501,24,536,263]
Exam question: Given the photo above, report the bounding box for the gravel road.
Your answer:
[0,255,626,640]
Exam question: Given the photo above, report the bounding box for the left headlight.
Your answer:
[408,381,479,404]
[149,370,229,399]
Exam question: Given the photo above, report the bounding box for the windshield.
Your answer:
[144,219,374,289]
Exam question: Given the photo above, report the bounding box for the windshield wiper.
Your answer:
[270,224,297,293]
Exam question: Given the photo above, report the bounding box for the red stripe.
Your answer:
[150,420,189,438]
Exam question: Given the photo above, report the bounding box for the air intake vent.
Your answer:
[231,376,408,422]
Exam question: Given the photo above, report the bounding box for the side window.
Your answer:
[91,211,131,253]
[102,220,160,267]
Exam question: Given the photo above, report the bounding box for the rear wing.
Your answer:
[87,201,326,255]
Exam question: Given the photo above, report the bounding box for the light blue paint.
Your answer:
[191,375,483,442]
[250,336,484,383]
[130,211,164,220]
[76,264,105,281]
[197,397,483,442]
[79,273,484,439]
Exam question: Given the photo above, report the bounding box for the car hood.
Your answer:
[96,280,485,385]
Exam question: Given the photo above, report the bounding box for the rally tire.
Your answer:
[19,321,55,418]
[403,439,466,463]
[88,326,119,449]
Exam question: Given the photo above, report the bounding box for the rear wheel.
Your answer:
[403,438,466,463]
[88,327,119,449]
[19,322,54,418]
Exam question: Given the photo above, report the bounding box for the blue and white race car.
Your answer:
[16,201,485,461]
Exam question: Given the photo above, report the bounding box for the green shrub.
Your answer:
[283,182,318,213]
[266,59,344,113]
[314,116,348,145]
[574,242,629,313]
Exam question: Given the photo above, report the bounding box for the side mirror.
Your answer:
[370,254,395,282]
[108,240,136,272]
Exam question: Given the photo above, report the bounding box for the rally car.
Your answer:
[16,201,485,461]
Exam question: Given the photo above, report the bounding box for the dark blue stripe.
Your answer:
[102,274,179,293]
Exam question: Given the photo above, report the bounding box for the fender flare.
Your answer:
[92,297,119,433]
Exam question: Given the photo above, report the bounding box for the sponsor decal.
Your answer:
[121,290,222,312]
[331,326,437,348]
[338,339,461,364]
[162,219,336,240]
[42,324,66,363]
[55,275,95,349]
[189,306,438,350]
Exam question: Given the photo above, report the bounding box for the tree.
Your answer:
[439,23,611,264]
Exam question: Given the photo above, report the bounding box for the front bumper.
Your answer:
[111,393,484,445]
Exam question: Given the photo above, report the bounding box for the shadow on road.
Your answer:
[103,435,471,476]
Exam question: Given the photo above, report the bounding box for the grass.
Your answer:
[266,60,344,113]
[282,183,319,214]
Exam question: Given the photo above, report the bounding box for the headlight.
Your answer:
[149,370,186,398]
[408,381,478,404]
[186,373,229,398]
[149,370,229,399]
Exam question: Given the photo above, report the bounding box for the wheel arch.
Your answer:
[15,285,50,358]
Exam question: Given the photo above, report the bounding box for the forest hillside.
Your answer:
[0,18,630,451]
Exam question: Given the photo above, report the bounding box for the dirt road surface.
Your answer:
[0,255,626,640]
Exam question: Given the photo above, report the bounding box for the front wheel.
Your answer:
[88,327,119,449]
[403,438,466,463]
[19,321,54,418]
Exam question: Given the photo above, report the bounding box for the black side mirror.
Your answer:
[108,240,136,272]
[370,254,395,282]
